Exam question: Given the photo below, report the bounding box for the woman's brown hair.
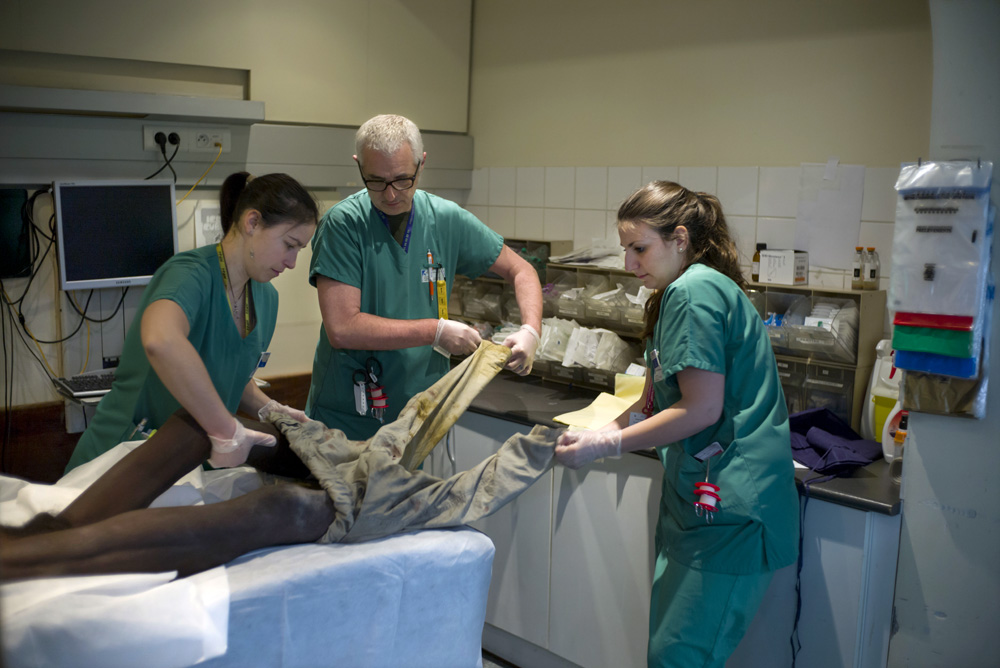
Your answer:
[617,180,746,340]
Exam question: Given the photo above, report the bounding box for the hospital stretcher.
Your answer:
[1,440,495,668]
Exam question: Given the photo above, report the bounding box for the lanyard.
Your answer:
[374,207,415,253]
[642,381,655,416]
[216,244,251,333]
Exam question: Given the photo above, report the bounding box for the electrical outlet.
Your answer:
[143,125,187,152]
[142,125,232,153]
[191,128,231,153]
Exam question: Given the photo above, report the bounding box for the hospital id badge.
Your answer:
[628,411,647,426]
[651,349,664,382]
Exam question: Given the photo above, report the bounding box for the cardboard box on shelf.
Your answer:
[759,250,809,285]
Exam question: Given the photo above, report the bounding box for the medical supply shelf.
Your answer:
[457,244,888,426]
[454,251,646,394]
[750,283,887,433]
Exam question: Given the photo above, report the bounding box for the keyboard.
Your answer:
[53,371,116,398]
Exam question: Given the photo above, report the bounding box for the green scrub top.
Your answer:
[646,264,799,575]
[65,245,278,472]
[306,189,504,440]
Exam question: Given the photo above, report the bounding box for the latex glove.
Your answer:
[257,399,309,423]
[502,324,540,375]
[208,418,277,468]
[433,318,482,357]
[555,428,622,470]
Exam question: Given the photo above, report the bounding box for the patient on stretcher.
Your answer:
[0,343,558,580]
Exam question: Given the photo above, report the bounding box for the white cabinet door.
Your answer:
[548,454,663,668]
[453,412,553,649]
[793,497,900,668]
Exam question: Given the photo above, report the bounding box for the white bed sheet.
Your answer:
[1,441,495,668]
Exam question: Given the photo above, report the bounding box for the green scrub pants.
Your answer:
[648,553,774,668]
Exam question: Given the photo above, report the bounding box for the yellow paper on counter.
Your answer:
[554,373,646,430]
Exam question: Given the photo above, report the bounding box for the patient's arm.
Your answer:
[59,410,310,529]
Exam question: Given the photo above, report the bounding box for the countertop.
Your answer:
[468,371,901,516]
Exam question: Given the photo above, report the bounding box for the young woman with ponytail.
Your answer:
[555,181,799,668]
[65,172,319,472]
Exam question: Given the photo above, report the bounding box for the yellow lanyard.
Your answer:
[216,244,251,333]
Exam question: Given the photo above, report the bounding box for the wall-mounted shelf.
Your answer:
[0,84,265,123]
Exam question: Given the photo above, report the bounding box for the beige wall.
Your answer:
[0,0,472,131]
[469,0,932,167]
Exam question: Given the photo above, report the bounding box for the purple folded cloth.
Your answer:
[788,408,882,475]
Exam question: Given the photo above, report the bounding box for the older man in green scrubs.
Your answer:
[306,114,543,440]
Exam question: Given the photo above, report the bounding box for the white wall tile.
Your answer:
[718,167,759,216]
[488,206,516,236]
[466,205,489,225]
[575,167,608,209]
[488,167,516,206]
[862,167,900,222]
[468,168,489,206]
[573,209,608,249]
[515,207,545,239]
[605,210,619,240]
[607,167,642,211]
[516,167,545,207]
[727,215,757,266]
[545,167,575,208]
[758,167,801,218]
[601,210,625,250]
[642,166,679,183]
[544,208,574,243]
[679,166,717,194]
[427,188,467,206]
[859,221,895,278]
[756,217,798,250]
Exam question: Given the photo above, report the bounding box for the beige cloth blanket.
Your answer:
[265,342,560,544]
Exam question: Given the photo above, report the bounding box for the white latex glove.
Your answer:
[433,318,482,357]
[257,399,309,423]
[555,429,622,470]
[502,324,540,375]
[208,418,277,468]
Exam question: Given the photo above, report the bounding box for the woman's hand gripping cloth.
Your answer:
[261,341,561,544]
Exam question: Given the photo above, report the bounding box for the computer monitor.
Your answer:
[53,179,179,291]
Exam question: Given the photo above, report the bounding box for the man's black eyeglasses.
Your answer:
[359,160,422,192]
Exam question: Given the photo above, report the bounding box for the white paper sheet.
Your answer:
[795,160,865,270]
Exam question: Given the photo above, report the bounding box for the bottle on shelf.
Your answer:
[889,410,908,484]
[863,246,880,290]
[851,246,865,290]
[751,243,766,282]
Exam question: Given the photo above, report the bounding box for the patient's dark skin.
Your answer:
[0,411,335,580]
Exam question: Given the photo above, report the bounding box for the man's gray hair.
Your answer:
[355,114,424,167]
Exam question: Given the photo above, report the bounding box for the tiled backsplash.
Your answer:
[445,164,899,293]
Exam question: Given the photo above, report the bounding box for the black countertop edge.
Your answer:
[468,370,901,517]
[795,462,901,516]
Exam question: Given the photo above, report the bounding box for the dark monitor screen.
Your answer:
[54,179,179,291]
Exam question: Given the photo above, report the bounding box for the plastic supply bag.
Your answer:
[537,317,578,362]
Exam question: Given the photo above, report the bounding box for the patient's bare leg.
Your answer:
[0,483,335,579]
[57,411,308,529]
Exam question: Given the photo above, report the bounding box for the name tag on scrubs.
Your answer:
[694,442,724,462]
[628,412,647,426]
[421,268,447,283]
[651,349,664,382]
[257,351,271,368]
